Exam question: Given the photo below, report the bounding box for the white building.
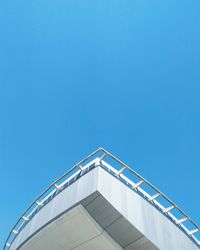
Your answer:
[4,148,200,250]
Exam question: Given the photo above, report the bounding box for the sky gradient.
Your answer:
[0,0,200,247]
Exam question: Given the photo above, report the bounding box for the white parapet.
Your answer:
[5,149,199,250]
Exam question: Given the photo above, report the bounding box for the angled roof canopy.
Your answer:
[4,148,200,250]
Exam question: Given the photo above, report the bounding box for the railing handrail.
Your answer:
[100,148,200,230]
[3,148,101,249]
[4,148,200,249]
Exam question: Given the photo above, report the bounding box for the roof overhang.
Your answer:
[10,159,199,250]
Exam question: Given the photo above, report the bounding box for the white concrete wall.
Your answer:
[98,167,199,250]
[11,168,99,250]
[11,166,199,250]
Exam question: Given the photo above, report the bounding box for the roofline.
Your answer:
[4,148,200,249]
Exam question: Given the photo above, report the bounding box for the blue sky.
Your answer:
[0,0,200,247]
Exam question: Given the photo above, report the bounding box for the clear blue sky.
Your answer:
[0,0,200,247]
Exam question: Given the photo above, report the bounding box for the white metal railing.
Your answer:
[4,148,200,249]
